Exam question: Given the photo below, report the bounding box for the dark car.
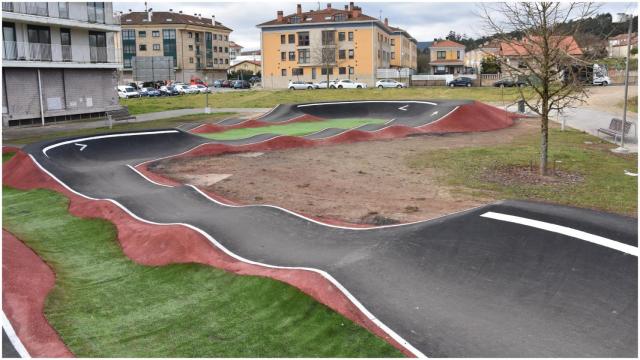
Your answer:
[212,80,222,88]
[159,85,180,96]
[143,87,162,97]
[249,76,261,84]
[221,80,232,88]
[493,78,528,88]
[448,77,473,87]
[233,80,251,89]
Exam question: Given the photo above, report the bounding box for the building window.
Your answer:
[349,67,354,75]
[58,2,69,18]
[225,58,229,64]
[321,67,334,75]
[87,3,105,24]
[88,31,106,62]
[437,51,446,59]
[218,46,222,52]
[293,68,303,76]
[224,35,228,41]
[138,31,146,37]
[348,32,354,41]
[338,32,345,41]
[281,51,286,61]
[188,44,193,51]
[288,51,295,61]
[390,39,395,46]
[162,29,177,66]
[188,32,193,38]
[391,52,395,59]
[152,31,160,37]
[321,30,335,45]
[122,29,136,68]
[348,49,354,59]
[224,47,228,53]
[280,34,285,44]
[288,34,295,44]
[153,44,160,51]
[214,46,218,52]
[281,68,287,76]
[290,16,301,24]
[214,58,218,64]
[338,49,346,59]
[339,67,346,75]
[298,49,310,64]
[189,57,194,63]
[60,28,71,61]
[298,32,310,46]
[335,13,346,21]
[139,44,147,51]
[213,34,218,40]
[457,50,461,59]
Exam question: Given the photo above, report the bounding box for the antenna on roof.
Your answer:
[379,10,382,20]
[144,1,148,12]
[317,1,320,10]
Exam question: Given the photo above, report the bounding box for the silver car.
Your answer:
[376,79,407,88]
[288,81,318,90]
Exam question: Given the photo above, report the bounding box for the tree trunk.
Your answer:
[540,103,549,176]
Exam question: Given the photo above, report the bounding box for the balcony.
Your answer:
[3,41,120,67]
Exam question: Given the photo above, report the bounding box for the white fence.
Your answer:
[377,68,414,79]
[3,41,120,64]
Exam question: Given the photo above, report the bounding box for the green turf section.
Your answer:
[3,113,235,145]
[200,118,388,140]
[2,186,403,357]
[407,126,638,216]
[121,87,537,115]
[3,152,15,163]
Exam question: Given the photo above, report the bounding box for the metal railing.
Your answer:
[24,2,49,16]
[3,41,119,64]
[2,2,13,12]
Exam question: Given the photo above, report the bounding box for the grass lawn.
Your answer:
[2,186,403,357]
[201,118,387,140]
[3,152,15,163]
[121,87,535,115]
[407,126,638,216]
[627,96,638,113]
[4,113,235,145]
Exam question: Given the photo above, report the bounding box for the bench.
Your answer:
[106,106,136,123]
[597,118,633,143]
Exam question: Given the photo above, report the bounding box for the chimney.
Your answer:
[327,3,331,9]
[384,17,388,26]
[296,4,302,15]
[352,6,361,18]
[147,9,152,21]
[349,2,354,10]
[344,5,348,10]
[277,10,283,22]
[169,8,173,12]
[212,15,216,24]
[179,10,182,14]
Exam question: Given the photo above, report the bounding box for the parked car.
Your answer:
[212,80,223,88]
[159,85,180,96]
[330,79,367,89]
[190,84,211,93]
[593,74,611,86]
[142,87,161,97]
[493,78,527,88]
[176,84,198,94]
[221,80,232,88]
[375,79,407,88]
[249,76,261,84]
[448,77,473,87]
[288,81,317,90]
[317,80,337,89]
[233,80,251,89]
[117,85,140,99]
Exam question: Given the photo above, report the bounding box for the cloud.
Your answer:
[114,1,638,49]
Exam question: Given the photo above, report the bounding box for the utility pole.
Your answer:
[612,13,633,153]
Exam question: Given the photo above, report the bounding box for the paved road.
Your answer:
[2,329,20,358]
[14,100,638,357]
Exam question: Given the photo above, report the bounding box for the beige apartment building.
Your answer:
[117,10,232,83]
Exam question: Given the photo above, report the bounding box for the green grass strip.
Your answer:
[406,127,638,216]
[200,118,387,140]
[3,152,15,163]
[2,186,403,357]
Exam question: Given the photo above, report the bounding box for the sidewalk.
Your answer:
[2,107,271,144]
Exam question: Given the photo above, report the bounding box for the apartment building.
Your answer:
[257,2,418,89]
[229,41,243,60]
[428,40,465,74]
[118,10,232,84]
[2,2,121,126]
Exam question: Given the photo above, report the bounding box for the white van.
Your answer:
[117,85,139,99]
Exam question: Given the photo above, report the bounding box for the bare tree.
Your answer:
[312,30,338,87]
[479,2,597,175]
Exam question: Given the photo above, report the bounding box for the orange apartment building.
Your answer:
[257,2,417,88]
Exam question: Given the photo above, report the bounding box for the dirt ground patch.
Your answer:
[584,85,638,115]
[152,119,538,224]
[481,165,584,187]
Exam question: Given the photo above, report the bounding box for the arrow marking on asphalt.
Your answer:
[431,111,439,116]
[398,105,409,111]
[75,143,88,151]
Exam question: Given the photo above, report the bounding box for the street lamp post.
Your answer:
[205,75,211,114]
[612,13,633,153]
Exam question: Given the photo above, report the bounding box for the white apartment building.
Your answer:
[2,2,121,126]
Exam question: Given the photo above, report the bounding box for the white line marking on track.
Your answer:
[126,165,175,188]
[416,106,460,129]
[42,130,179,157]
[297,100,438,107]
[398,105,410,111]
[430,111,439,117]
[2,311,31,358]
[74,143,88,151]
[481,212,638,256]
[28,154,427,358]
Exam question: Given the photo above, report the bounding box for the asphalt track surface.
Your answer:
[10,101,638,357]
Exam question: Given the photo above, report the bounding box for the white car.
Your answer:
[190,84,211,93]
[288,81,318,90]
[593,74,611,86]
[376,79,407,88]
[317,80,337,89]
[330,79,367,89]
[117,85,140,99]
[176,84,198,94]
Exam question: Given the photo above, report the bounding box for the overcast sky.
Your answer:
[114,1,638,50]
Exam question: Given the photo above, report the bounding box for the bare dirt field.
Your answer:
[152,118,538,225]
[584,85,638,114]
